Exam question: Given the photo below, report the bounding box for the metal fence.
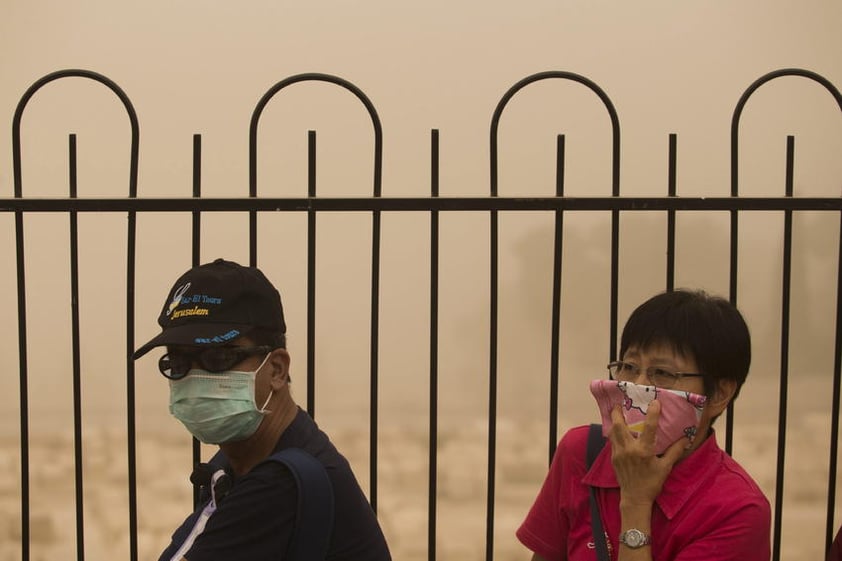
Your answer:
[3,67,842,561]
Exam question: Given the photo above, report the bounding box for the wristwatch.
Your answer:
[619,528,652,549]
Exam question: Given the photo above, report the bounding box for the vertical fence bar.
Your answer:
[428,129,440,561]
[307,130,317,417]
[370,208,382,514]
[369,205,382,517]
[726,126,741,456]
[12,82,31,561]
[192,134,202,256]
[125,150,140,561]
[724,221,738,455]
[666,134,677,292]
[771,135,795,561]
[125,112,140,561]
[609,209,620,362]
[486,200,499,561]
[485,95,507,561]
[607,100,621,362]
[249,181,257,266]
[370,116,383,517]
[191,134,203,507]
[548,134,565,462]
[14,204,29,561]
[69,134,86,561]
[827,208,842,552]
[608,118,621,362]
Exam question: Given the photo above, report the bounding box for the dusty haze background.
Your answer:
[1,1,841,560]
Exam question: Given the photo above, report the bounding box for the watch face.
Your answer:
[626,530,644,546]
[622,529,649,548]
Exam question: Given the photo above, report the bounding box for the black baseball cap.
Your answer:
[133,258,286,359]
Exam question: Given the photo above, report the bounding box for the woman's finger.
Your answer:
[608,405,631,446]
[640,398,661,450]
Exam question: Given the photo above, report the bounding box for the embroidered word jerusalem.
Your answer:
[172,306,210,319]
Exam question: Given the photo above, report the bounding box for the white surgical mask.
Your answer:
[169,353,273,444]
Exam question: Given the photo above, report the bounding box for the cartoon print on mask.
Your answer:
[618,382,660,434]
[590,379,708,455]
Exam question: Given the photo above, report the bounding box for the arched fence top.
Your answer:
[489,70,621,197]
[12,69,140,198]
[730,68,842,197]
[248,72,384,197]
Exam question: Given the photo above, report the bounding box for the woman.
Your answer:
[517,289,771,561]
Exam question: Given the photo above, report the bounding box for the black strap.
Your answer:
[587,423,610,561]
[265,448,334,561]
[192,447,334,561]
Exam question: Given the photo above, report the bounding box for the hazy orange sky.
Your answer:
[0,0,840,433]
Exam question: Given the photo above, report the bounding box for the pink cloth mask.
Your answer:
[589,379,708,454]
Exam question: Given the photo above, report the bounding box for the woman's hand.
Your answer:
[609,401,690,560]
[608,400,689,508]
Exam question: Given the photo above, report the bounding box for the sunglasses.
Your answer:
[158,345,273,379]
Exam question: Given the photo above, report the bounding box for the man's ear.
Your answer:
[707,378,737,417]
[267,348,291,389]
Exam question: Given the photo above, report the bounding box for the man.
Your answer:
[133,258,392,561]
[517,289,771,560]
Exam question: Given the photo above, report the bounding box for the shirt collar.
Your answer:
[581,430,724,519]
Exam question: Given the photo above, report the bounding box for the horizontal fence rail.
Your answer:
[4,67,842,561]
[2,196,842,212]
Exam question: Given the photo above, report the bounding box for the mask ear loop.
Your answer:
[253,352,274,413]
[258,389,274,414]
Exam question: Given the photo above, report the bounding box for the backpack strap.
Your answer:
[265,448,335,561]
[181,448,334,561]
[586,423,606,468]
[586,423,610,561]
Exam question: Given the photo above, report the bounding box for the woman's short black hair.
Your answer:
[619,289,751,399]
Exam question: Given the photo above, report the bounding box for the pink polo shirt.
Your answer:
[517,425,770,561]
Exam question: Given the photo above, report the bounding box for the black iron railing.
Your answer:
[4,67,841,561]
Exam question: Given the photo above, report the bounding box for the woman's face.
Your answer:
[622,343,733,456]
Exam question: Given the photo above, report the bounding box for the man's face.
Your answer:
[163,337,281,407]
[163,337,284,444]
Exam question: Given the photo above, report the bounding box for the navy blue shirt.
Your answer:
[159,409,391,561]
